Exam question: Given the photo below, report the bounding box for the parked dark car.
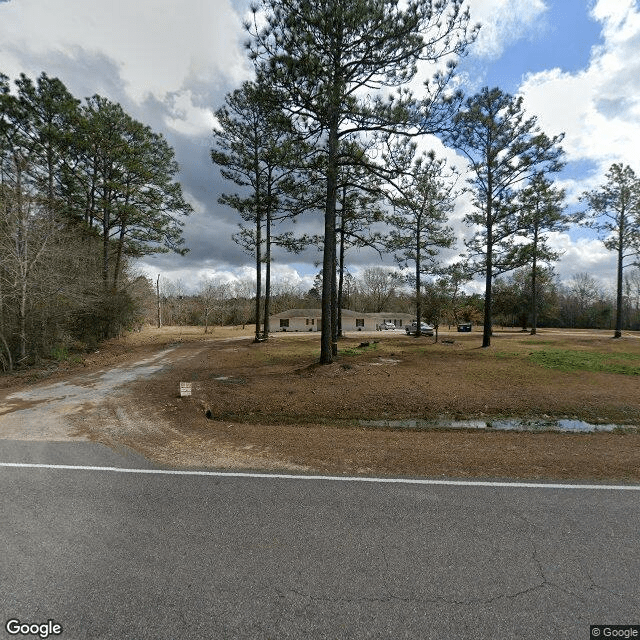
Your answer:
[457,323,472,332]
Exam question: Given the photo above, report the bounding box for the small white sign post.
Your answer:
[179,382,192,397]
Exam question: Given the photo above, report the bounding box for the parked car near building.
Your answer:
[405,322,434,336]
[380,321,396,330]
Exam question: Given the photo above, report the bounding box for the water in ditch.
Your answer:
[358,418,638,433]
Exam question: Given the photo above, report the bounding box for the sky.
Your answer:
[1,0,639,295]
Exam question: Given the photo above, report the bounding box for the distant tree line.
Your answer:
[156,268,482,330]
[0,72,191,370]
[492,268,640,332]
[157,265,640,335]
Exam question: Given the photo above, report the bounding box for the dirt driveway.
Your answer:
[0,338,310,471]
[0,345,188,441]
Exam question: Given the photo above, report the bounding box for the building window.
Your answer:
[305,318,309,325]
[356,318,364,327]
[280,319,289,328]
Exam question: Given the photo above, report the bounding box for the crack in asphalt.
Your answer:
[270,529,636,610]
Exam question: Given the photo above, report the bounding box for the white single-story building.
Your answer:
[268,309,415,332]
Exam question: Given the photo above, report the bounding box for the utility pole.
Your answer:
[156,274,161,328]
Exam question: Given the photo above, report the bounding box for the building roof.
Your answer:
[270,309,414,319]
[269,309,322,318]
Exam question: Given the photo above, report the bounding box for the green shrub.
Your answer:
[50,345,69,361]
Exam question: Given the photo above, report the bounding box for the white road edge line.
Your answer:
[0,462,639,490]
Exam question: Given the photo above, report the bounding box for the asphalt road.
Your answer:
[1,440,638,640]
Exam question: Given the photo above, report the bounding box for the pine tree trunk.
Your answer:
[0,273,9,370]
[483,199,493,348]
[415,226,422,338]
[530,228,538,336]
[113,223,126,292]
[263,202,271,341]
[19,270,28,362]
[15,162,28,362]
[253,136,262,343]
[102,193,111,290]
[331,224,338,355]
[320,112,339,364]
[614,219,624,338]
[156,274,161,328]
[254,216,262,343]
[337,219,345,338]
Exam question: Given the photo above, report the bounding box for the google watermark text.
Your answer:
[5,619,62,639]
[591,626,640,639]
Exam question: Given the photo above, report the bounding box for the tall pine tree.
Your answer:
[515,172,567,335]
[446,87,564,347]
[581,163,640,338]
[247,0,477,362]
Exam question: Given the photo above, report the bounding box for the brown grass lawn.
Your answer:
[186,329,640,424]
[4,324,640,481]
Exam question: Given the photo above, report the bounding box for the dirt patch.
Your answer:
[0,324,254,391]
[3,326,640,481]
[130,419,639,482]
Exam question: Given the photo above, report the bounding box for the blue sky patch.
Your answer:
[463,0,603,94]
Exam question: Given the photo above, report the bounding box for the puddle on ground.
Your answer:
[211,375,246,384]
[359,418,638,433]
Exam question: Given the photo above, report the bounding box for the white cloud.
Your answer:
[519,0,640,182]
[590,0,638,30]
[0,0,248,102]
[163,90,218,137]
[547,233,616,286]
[468,0,548,60]
[411,0,548,94]
[138,261,316,294]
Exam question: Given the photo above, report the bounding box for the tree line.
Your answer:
[0,72,191,370]
[156,267,482,330]
[156,263,640,334]
[211,0,640,363]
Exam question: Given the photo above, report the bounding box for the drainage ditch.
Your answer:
[358,418,639,433]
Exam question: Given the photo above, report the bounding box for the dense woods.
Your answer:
[0,72,191,370]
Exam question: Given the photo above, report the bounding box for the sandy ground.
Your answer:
[1,325,639,482]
